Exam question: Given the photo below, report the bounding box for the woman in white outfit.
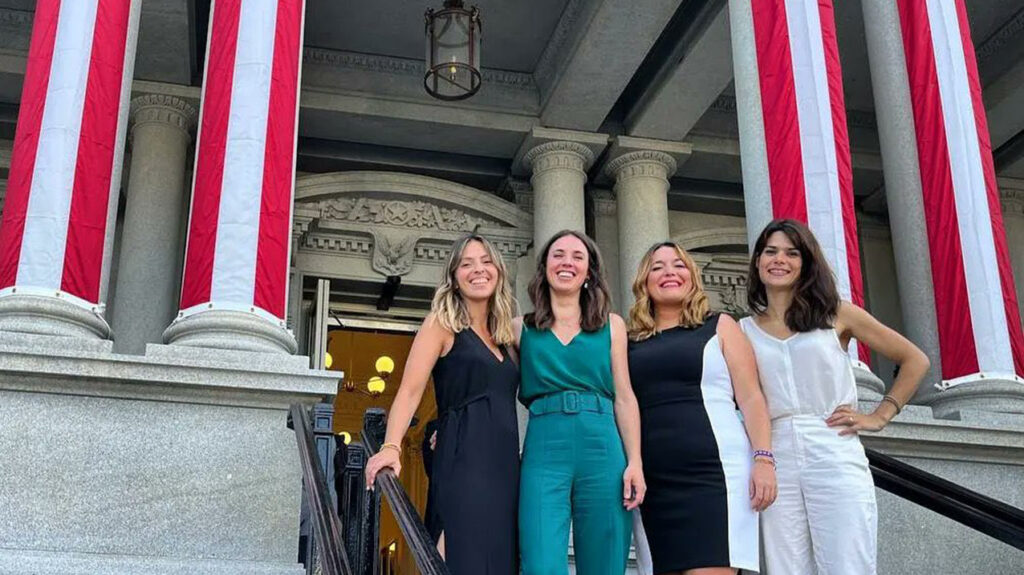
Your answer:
[740,219,929,575]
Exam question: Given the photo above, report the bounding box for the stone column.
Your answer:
[863,1,1024,414]
[514,127,608,249]
[110,95,196,354]
[603,137,690,308]
[1000,180,1024,320]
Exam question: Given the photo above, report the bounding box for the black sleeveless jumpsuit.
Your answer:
[430,328,520,574]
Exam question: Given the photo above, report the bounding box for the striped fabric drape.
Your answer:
[178,0,305,324]
[0,0,140,309]
[896,0,1024,384]
[740,0,869,365]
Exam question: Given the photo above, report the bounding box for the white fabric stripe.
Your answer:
[17,0,100,289]
[785,0,859,363]
[99,0,142,303]
[728,0,775,251]
[926,0,1014,375]
[210,0,278,306]
[703,335,759,570]
[785,0,851,301]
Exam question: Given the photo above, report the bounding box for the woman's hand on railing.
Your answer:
[365,448,402,489]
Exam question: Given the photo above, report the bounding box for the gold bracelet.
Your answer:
[380,442,402,455]
[881,394,902,415]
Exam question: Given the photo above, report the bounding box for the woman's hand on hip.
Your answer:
[364,449,402,490]
[826,404,885,436]
[749,461,777,512]
[622,462,646,511]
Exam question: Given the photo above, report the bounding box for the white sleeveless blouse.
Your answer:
[739,316,858,420]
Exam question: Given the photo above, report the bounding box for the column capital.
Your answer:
[601,136,691,184]
[513,126,609,177]
[130,94,198,135]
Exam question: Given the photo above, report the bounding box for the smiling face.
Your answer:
[454,239,499,302]
[545,234,589,296]
[757,231,803,291]
[645,245,693,308]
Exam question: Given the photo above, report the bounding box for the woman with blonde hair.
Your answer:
[365,233,520,575]
[628,241,775,575]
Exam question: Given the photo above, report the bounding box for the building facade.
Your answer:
[0,1,1023,573]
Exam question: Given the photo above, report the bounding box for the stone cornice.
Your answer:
[533,0,589,96]
[1001,188,1024,216]
[522,141,596,175]
[302,47,537,92]
[604,150,677,181]
[130,94,197,134]
[710,94,876,129]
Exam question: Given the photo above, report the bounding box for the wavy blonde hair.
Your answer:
[431,234,517,345]
[628,241,710,341]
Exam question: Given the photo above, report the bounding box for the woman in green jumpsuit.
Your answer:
[514,230,646,575]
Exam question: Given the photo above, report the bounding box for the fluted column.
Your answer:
[603,137,689,308]
[110,95,196,354]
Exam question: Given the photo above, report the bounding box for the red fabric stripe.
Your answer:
[954,0,1024,377]
[896,0,979,379]
[61,0,132,302]
[817,0,869,364]
[180,0,241,309]
[0,0,61,290]
[254,0,303,319]
[752,0,807,222]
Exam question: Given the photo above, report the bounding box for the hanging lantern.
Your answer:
[424,0,481,101]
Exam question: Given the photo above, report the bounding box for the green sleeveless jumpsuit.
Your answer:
[518,321,632,575]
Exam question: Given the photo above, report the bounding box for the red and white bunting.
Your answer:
[0,0,140,309]
[179,0,305,324]
[896,0,1024,384]
[744,0,868,364]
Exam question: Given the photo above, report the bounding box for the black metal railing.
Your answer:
[360,408,451,575]
[289,404,353,575]
[866,447,1024,551]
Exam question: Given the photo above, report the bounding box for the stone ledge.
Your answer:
[0,336,338,409]
[0,548,305,575]
[859,399,1024,465]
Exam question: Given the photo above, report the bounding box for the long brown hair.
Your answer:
[525,230,612,332]
[628,241,710,340]
[431,234,517,345]
[746,219,839,332]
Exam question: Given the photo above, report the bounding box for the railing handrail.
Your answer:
[361,421,451,575]
[289,404,354,575]
[866,447,1024,551]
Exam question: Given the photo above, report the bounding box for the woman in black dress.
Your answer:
[365,234,520,574]
[627,242,776,575]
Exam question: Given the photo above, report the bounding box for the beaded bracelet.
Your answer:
[753,449,774,460]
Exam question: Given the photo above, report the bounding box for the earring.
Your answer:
[584,279,590,289]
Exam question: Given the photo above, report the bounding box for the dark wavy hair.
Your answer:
[746,219,839,332]
[525,230,612,332]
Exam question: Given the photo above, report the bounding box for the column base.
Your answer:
[924,379,1024,419]
[163,310,297,355]
[854,363,886,401]
[0,294,110,340]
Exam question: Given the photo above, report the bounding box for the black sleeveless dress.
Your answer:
[430,328,520,575]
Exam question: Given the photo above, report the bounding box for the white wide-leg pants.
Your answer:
[762,415,877,575]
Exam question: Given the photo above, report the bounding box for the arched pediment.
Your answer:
[295,171,533,231]
[673,226,749,253]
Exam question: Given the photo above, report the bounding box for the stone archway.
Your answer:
[673,226,750,315]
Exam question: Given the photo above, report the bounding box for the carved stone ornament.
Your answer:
[319,197,498,232]
[371,231,416,276]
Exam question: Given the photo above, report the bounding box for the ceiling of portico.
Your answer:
[303,0,570,73]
